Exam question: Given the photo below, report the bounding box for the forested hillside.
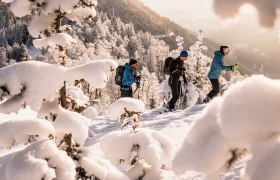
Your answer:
[96,0,197,50]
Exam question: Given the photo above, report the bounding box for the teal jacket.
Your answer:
[121,63,137,90]
[208,51,232,79]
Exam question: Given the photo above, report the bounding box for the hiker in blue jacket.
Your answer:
[121,58,140,98]
[203,46,237,103]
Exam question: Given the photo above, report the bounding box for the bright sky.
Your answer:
[140,0,280,38]
[140,0,280,61]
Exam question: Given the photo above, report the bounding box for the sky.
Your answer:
[140,0,280,43]
[140,0,280,76]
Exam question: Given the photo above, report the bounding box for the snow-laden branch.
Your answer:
[109,98,145,130]
[0,140,76,180]
[172,75,280,179]
[48,108,90,146]
[109,98,145,120]
[2,0,97,48]
[0,118,55,148]
[100,128,174,179]
[0,60,117,114]
[77,148,129,180]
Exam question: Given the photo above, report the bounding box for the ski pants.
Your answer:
[168,79,181,109]
[121,89,133,98]
[207,78,220,99]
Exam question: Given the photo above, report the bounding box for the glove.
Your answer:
[135,75,141,81]
[232,64,238,71]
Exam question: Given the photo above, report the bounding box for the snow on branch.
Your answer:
[100,128,174,179]
[0,60,117,114]
[172,75,280,179]
[77,153,129,180]
[109,98,145,130]
[0,118,55,148]
[0,140,76,180]
[109,98,145,120]
[2,0,97,46]
[49,108,90,146]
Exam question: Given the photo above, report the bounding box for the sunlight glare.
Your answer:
[239,4,257,14]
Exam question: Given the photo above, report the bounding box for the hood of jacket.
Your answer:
[214,51,223,57]
[125,63,133,70]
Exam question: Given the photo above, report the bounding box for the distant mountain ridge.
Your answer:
[96,0,280,78]
[96,0,199,50]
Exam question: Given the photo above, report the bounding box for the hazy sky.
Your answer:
[140,0,280,77]
[140,0,280,42]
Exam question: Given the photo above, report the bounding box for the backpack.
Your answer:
[163,57,173,75]
[115,65,125,86]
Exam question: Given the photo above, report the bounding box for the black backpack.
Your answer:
[115,65,125,86]
[163,57,173,75]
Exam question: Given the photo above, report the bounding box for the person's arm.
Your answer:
[218,57,232,71]
[169,61,180,75]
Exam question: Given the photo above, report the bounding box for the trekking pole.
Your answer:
[133,86,138,94]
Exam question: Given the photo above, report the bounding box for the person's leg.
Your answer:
[121,89,133,98]
[207,79,220,99]
[167,81,180,110]
[128,89,133,97]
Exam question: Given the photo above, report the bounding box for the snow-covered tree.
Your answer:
[0,59,123,179]
[0,47,8,68]
[104,97,174,179]
[2,0,97,65]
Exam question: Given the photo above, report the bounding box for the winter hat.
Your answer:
[129,58,138,65]
[220,46,230,55]
[180,50,188,57]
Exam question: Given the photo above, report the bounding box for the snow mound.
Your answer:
[109,98,145,119]
[0,60,117,114]
[0,118,55,148]
[0,140,76,180]
[100,128,174,171]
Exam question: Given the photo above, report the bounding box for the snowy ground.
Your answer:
[0,103,246,180]
[82,104,245,180]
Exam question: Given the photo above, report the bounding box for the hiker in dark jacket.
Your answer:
[166,50,188,111]
[121,58,140,98]
[203,46,237,103]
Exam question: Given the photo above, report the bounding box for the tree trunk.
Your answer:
[60,81,68,108]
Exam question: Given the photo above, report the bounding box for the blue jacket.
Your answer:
[121,63,137,90]
[208,51,232,79]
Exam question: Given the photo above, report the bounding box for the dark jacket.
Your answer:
[121,63,137,90]
[208,51,232,79]
[168,57,187,85]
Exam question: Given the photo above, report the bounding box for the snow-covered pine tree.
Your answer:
[0,59,123,179]
[103,97,174,179]
[0,1,132,179]
[182,30,213,106]
[8,43,31,62]
[0,47,8,68]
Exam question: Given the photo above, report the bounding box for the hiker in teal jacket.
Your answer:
[203,46,237,103]
[121,59,140,97]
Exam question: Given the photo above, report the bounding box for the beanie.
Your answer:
[220,46,230,55]
[180,50,188,57]
[129,58,138,65]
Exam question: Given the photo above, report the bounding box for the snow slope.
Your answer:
[83,104,244,180]
[0,103,244,179]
